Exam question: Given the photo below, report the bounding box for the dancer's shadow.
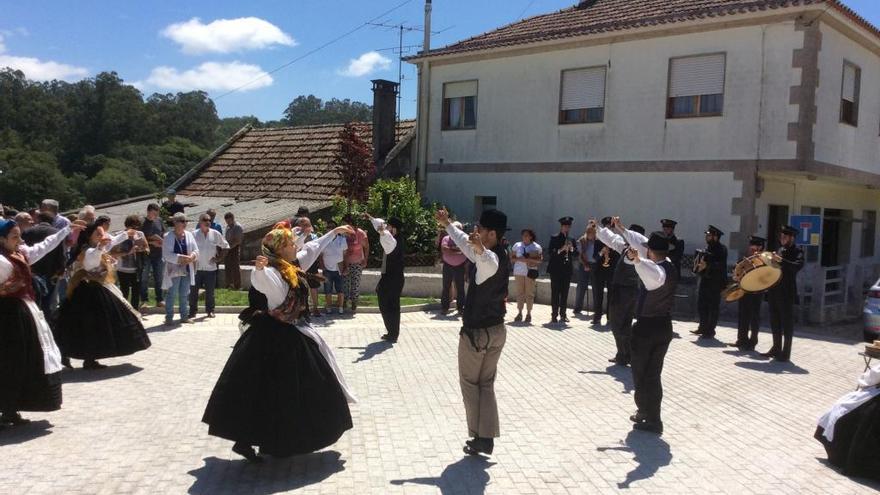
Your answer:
[691,338,726,348]
[390,455,495,494]
[734,360,809,375]
[431,311,460,321]
[597,430,672,489]
[814,458,880,491]
[580,365,633,394]
[340,341,394,363]
[187,451,345,495]
[0,420,53,446]
[541,322,567,331]
[62,363,143,383]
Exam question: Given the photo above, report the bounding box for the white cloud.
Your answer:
[339,51,392,78]
[142,61,272,92]
[0,34,88,81]
[161,17,295,54]
[0,34,5,53]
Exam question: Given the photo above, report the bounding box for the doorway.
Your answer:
[821,209,852,267]
[767,204,789,252]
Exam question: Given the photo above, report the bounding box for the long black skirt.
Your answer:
[814,394,880,481]
[202,312,352,457]
[56,281,150,360]
[0,297,62,412]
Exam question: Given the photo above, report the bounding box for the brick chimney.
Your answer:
[371,79,399,167]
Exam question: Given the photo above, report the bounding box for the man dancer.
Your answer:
[547,216,577,324]
[613,221,679,435]
[661,219,684,277]
[591,217,618,325]
[730,236,766,351]
[762,225,804,362]
[598,220,645,366]
[692,225,728,339]
[436,208,509,456]
[368,214,404,343]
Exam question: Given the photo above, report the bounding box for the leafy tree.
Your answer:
[83,166,154,204]
[0,148,83,209]
[282,95,372,126]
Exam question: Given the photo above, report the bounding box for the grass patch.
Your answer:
[212,289,436,307]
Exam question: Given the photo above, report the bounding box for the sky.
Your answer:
[1,0,878,121]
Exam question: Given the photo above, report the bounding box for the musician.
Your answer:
[547,217,578,324]
[661,219,684,277]
[761,225,804,362]
[730,236,766,351]
[692,225,728,339]
[597,220,645,366]
[591,217,618,325]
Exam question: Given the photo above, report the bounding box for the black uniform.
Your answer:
[696,241,728,337]
[377,231,405,342]
[547,231,578,321]
[608,254,640,365]
[591,240,617,324]
[667,235,685,278]
[766,242,804,361]
[735,292,762,350]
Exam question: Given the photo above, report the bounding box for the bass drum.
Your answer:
[722,283,746,303]
[737,252,782,293]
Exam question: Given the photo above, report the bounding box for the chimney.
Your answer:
[371,79,399,167]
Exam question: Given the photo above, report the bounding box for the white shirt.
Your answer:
[444,223,499,285]
[601,226,669,291]
[192,228,230,271]
[161,230,200,289]
[512,241,542,277]
[369,218,397,254]
[321,235,348,272]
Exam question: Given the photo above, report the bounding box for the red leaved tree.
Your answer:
[334,123,375,212]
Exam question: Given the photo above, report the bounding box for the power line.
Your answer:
[214,0,415,100]
[516,0,537,21]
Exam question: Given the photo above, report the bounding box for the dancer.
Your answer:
[368,214,404,343]
[57,223,151,369]
[1,219,79,427]
[435,208,509,456]
[202,221,356,462]
[598,220,646,366]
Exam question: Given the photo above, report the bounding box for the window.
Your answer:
[840,61,860,126]
[559,67,606,124]
[667,53,726,118]
[442,81,477,130]
[862,210,876,258]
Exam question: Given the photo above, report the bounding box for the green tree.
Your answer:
[282,95,372,126]
[0,148,83,208]
[83,166,154,204]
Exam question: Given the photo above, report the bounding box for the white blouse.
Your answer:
[0,226,71,285]
[82,231,130,272]
[251,230,339,309]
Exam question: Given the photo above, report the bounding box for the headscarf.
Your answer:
[0,218,15,238]
[261,221,303,289]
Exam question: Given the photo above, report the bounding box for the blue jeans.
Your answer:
[165,276,190,322]
[574,264,592,313]
[141,255,164,303]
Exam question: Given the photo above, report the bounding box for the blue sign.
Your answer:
[789,215,822,246]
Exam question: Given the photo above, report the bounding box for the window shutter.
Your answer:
[561,67,606,111]
[669,54,726,97]
[444,80,477,99]
[842,64,857,102]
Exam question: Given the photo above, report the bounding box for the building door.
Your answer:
[821,209,852,267]
[767,204,789,252]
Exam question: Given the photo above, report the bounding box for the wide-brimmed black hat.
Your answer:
[630,224,646,235]
[780,225,799,236]
[600,216,612,227]
[558,216,574,226]
[643,232,670,252]
[479,209,509,231]
[661,219,678,228]
[387,217,403,230]
[748,235,766,247]
[705,225,724,237]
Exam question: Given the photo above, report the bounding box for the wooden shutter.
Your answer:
[669,54,726,97]
[842,63,858,102]
[561,67,606,110]
[444,80,477,99]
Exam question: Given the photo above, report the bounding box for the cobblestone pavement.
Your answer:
[2,305,878,495]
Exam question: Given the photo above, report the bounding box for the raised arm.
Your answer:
[369,218,398,254]
[619,227,649,259]
[444,223,499,285]
[634,256,667,291]
[596,227,627,254]
[297,228,352,269]
[20,225,71,265]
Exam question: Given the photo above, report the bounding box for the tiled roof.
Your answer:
[415,0,876,59]
[178,120,416,201]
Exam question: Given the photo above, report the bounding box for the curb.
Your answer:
[141,303,442,315]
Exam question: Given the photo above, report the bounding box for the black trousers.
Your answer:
[736,293,762,346]
[118,271,141,309]
[377,275,404,339]
[697,282,722,336]
[631,316,673,423]
[608,284,638,362]
[592,271,611,321]
[768,292,795,359]
[550,271,572,318]
[441,263,466,311]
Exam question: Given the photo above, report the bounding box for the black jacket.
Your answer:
[547,232,577,276]
[769,243,804,301]
[21,223,65,279]
[698,241,728,288]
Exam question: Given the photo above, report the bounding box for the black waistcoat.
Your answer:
[381,235,405,280]
[612,254,640,287]
[463,243,510,329]
[637,260,679,318]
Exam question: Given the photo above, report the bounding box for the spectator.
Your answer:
[321,219,348,315]
[40,199,70,231]
[295,217,323,317]
[162,213,198,325]
[189,213,230,319]
[573,221,597,315]
[21,211,65,314]
[140,203,166,308]
[223,212,244,290]
[14,211,34,231]
[115,215,149,311]
[163,190,185,215]
[207,209,223,234]
[78,205,97,224]
[95,215,111,231]
[440,221,468,314]
[292,206,310,225]
[341,214,369,313]
[511,228,543,324]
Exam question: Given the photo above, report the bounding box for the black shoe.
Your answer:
[774,354,790,363]
[464,437,494,455]
[513,313,522,322]
[1,412,30,426]
[551,317,558,324]
[633,421,663,435]
[629,411,648,423]
[573,310,582,315]
[83,360,108,370]
[524,314,531,324]
[61,357,72,369]
[608,357,619,363]
[591,317,602,325]
[698,333,715,340]
[232,442,263,463]
[759,348,779,358]
[560,315,570,323]
[380,334,398,343]
[690,329,704,335]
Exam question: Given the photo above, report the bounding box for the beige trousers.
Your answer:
[515,275,537,312]
[458,323,507,438]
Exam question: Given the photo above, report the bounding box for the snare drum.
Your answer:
[736,252,782,293]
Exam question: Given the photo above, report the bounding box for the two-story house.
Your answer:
[407,0,880,322]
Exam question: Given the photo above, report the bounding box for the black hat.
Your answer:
[748,235,766,247]
[661,219,678,228]
[479,209,509,231]
[600,217,612,227]
[630,224,646,235]
[643,232,670,252]
[780,225,799,236]
[558,216,574,226]
[387,217,403,230]
[705,225,724,237]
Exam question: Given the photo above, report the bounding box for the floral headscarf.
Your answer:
[261,221,303,289]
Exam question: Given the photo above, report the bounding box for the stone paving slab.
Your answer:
[1,305,878,494]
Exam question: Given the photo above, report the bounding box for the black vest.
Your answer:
[637,260,679,318]
[612,254,640,287]
[381,235,405,280]
[463,244,509,329]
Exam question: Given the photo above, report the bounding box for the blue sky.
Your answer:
[1,0,877,121]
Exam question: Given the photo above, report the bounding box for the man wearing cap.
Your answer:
[730,236,766,351]
[435,207,509,456]
[547,217,578,324]
[761,225,804,362]
[661,219,685,277]
[368,214,405,343]
[693,225,728,339]
[611,219,679,435]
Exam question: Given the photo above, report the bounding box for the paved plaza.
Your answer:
[1,306,878,494]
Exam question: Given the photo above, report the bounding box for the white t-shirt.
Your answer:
[322,235,348,272]
[512,241,542,277]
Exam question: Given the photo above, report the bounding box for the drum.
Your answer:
[722,283,746,302]
[736,252,782,292]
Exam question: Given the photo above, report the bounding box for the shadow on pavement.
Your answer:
[390,455,496,494]
[0,420,53,446]
[187,451,345,495]
[580,365,634,394]
[597,430,672,489]
[340,341,394,363]
[814,458,880,492]
[61,363,143,383]
[734,360,809,374]
[690,337,726,348]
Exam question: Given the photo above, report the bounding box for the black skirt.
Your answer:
[814,394,880,481]
[0,297,62,412]
[56,281,151,360]
[202,312,353,457]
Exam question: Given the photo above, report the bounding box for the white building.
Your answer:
[407,0,880,322]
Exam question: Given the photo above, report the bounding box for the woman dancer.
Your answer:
[203,221,357,462]
[56,223,151,369]
[0,219,80,427]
